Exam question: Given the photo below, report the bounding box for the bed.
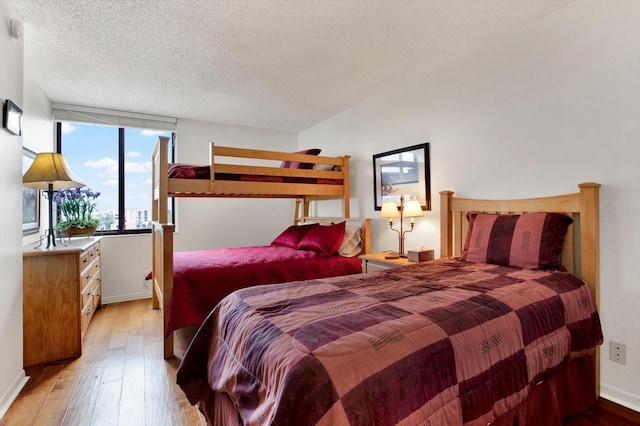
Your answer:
[176,182,602,425]
[151,136,360,358]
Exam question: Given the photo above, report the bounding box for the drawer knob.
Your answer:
[95,291,101,297]
[86,307,92,315]
[87,289,93,295]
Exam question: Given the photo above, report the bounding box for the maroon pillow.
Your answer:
[297,221,346,256]
[168,164,210,179]
[280,148,321,169]
[271,225,316,248]
[461,212,573,270]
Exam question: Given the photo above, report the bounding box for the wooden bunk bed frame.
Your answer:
[150,136,365,358]
[439,182,601,397]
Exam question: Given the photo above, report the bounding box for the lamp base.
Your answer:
[33,229,57,249]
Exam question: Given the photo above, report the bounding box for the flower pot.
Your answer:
[62,226,96,238]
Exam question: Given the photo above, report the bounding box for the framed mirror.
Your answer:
[373,143,430,211]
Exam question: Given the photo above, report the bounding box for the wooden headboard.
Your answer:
[439,182,601,394]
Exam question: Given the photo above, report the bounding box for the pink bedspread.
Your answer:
[165,245,361,336]
[177,259,602,425]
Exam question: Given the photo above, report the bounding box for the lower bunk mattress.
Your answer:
[177,258,603,425]
[160,244,361,336]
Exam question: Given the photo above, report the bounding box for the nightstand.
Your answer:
[359,252,413,273]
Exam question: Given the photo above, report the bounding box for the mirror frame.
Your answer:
[373,143,431,211]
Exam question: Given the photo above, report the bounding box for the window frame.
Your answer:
[55,121,175,236]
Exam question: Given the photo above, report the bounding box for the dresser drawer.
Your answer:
[81,271,101,310]
[81,297,95,337]
[80,243,99,266]
[81,255,101,289]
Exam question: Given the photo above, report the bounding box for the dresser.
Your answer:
[23,237,102,367]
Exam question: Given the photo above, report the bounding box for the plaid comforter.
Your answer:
[177,259,602,425]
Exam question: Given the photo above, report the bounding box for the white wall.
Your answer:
[22,73,53,246]
[299,0,640,411]
[0,0,27,418]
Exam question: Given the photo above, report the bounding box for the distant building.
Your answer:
[98,208,151,231]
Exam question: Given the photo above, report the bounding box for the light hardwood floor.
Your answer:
[3,299,640,426]
[1,299,203,426]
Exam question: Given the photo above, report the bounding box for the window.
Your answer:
[56,121,174,234]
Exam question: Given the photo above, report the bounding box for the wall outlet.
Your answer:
[609,340,627,365]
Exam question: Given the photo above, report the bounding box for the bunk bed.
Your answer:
[150,136,362,358]
[177,183,602,425]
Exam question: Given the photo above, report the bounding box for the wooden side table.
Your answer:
[359,250,435,273]
[359,252,412,273]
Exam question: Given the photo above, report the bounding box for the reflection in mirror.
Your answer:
[373,143,430,211]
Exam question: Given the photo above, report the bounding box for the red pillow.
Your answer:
[461,212,573,270]
[280,148,321,169]
[271,225,316,248]
[297,221,346,256]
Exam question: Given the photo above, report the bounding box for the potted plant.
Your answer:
[53,188,101,237]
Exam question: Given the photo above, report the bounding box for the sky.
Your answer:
[61,122,171,215]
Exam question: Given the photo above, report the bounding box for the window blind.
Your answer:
[52,103,176,131]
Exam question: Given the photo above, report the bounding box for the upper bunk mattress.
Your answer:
[168,164,342,185]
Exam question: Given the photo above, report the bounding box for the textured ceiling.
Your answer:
[14,0,572,132]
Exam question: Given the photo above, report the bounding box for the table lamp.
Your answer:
[380,198,424,257]
[23,153,84,248]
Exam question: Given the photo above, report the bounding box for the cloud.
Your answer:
[84,157,117,169]
[125,160,151,174]
[127,151,141,159]
[83,157,118,180]
[61,122,77,134]
[140,129,169,137]
[82,157,151,178]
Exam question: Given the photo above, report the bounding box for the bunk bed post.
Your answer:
[293,198,308,224]
[578,182,601,398]
[154,136,169,223]
[440,190,454,258]
[343,155,351,217]
[361,218,372,254]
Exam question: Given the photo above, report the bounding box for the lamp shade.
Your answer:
[403,200,424,218]
[380,201,400,218]
[23,153,84,190]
